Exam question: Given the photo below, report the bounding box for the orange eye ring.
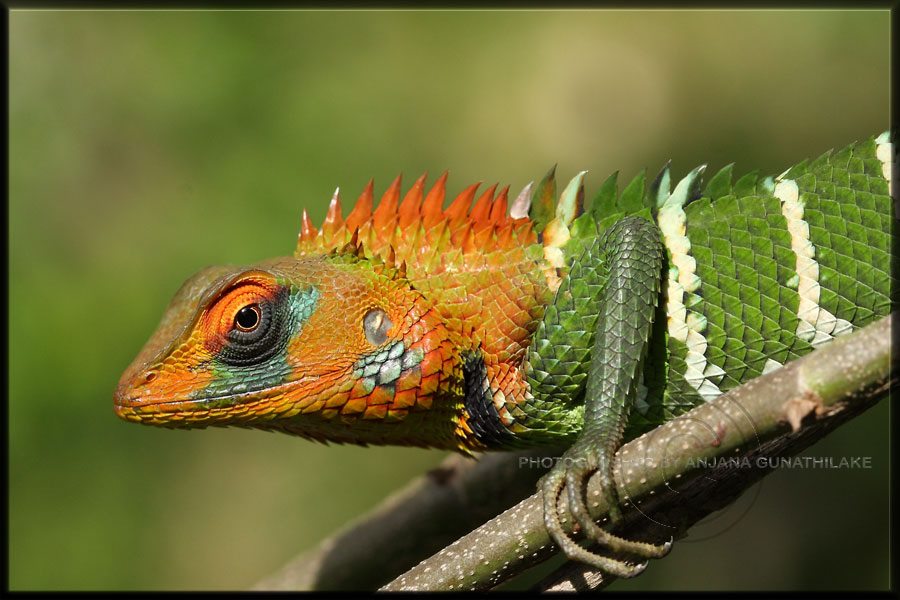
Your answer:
[202,278,278,353]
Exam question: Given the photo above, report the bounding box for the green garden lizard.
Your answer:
[115,132,894,576]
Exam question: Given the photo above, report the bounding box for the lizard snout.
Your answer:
[113,368,153,420]
[113,365,181,421]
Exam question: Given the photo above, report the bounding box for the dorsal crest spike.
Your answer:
[445,181,481,226]
[529,165,557,233]
[619,169,646,213]
[704,163,734,201]
[346,179,374,231]
[386,244,396,266]
[496,221,514,246]
[650,160,673,209]
[590,171,618,219]
[449,220,470,246]
[398,173,428,229]
[322,187,344,238]
[662,163,706,210]
[461,223,478,254]
[338,240,358,257]
[490,185,510,226]
[387,173,406,198]
[335,226,366,260]
[556,170,586,226]
[327,186,342,215]
[513,219,534,244]
[373,174,403,230]
[510,181,533,219]
[425,171,448,202]
[470,183,497,226]
[299,208,317,241]
[296,171,539,268]
[422,171,448,228]
[472,223,494,249]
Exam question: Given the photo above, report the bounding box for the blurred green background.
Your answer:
[9,9,889,591]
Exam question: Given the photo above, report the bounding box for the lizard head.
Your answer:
[114,172,558,450]
[114,254,460,444]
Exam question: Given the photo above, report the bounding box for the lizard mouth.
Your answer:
[114,384,278,425]
[112,370,328,427]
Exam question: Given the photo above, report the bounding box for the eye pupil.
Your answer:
[235,305,261,331]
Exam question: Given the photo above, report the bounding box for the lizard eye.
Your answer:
[201,278,287,367]
[234,304,261,332]
[363,308,392,346]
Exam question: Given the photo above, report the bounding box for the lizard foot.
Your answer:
[541,441,671,577]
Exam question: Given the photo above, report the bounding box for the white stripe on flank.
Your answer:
[875,135,893,196]
[658,180,723,402]
[762,358,783,375]
[774,178,853,347]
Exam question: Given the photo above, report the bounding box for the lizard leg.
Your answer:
[541,215,670,573]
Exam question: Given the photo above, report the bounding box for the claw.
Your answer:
[566,459,671,558]
[541,448,672,577]
[629,561,650,578]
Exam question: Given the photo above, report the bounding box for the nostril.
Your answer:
[144,371,158,384]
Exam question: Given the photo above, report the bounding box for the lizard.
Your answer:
[114,132,894,577]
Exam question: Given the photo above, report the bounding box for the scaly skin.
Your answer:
[115,133,894,576]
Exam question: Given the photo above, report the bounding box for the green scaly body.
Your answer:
[459,133,893,452]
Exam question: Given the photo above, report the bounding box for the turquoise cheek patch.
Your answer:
[287,285,320,336]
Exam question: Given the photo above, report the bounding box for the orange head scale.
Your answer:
[115,172,570,451]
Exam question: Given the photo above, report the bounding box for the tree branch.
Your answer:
[253,447,557,590]
[382,313,894,591]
